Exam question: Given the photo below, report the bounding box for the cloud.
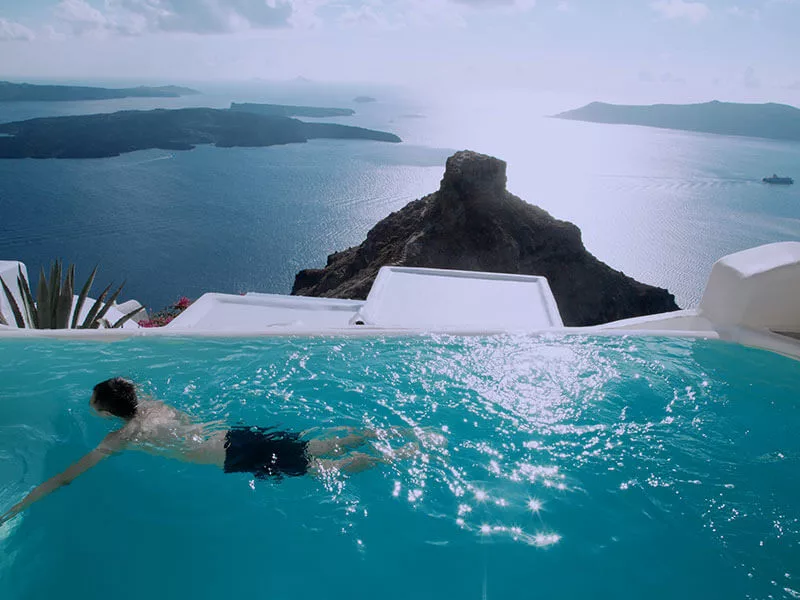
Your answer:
[651,0,710,24]
[54,0,294,36]
[54,0,113,35]
[660,71,686,84]
[743,65,760,89]
[449,0,536,10]
[726,6,760,20]
[556,1,572,11]
[338,4,391,28]
[0,18,36,41]
[47,0,544,38]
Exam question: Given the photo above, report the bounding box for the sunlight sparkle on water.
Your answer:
[528,498,543,513]
[533,533,561,548]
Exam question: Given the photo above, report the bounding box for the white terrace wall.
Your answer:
[0,261,29,328]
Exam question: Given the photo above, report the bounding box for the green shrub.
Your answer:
[0,261,142,329]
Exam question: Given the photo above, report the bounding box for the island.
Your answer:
[353,96,377,103]
[0,81,200,102]
[292,150,679,326]
[230,102,355,118]
[554,100,800,142]
[0,108,401,159]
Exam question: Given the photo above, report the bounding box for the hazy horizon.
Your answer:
[1,1,799,106]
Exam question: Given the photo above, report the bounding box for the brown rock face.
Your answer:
[292,150,679,326]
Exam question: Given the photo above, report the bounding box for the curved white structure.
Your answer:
[0,261,29,328]
[2,242,799,360]
[589,243,800,358]
[700,242,800,335]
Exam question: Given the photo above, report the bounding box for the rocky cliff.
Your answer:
[292,151,679,326]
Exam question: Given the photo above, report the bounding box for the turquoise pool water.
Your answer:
[0,335,799,599]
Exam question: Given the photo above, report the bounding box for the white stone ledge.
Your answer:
[2,243,799,361]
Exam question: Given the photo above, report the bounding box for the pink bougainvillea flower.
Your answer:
[175,297,191,310]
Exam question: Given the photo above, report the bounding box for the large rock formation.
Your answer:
[292,151,679,326]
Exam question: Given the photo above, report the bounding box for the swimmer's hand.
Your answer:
[0,504,22,526]
[0,430,125,524]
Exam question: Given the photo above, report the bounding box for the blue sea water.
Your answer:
[0,85,799,310]
[0,335,799,600]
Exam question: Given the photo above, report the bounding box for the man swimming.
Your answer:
[1,377,409,525]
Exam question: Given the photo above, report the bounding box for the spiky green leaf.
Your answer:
[111,304,143,329]
[37,268,50,329]
[0,277,26,328]
[80,283,112,329]
[48,261,62,330]
[17,267,37,329]
[55,264,74,329]
[72,265,97,329]
[91,281,126,329]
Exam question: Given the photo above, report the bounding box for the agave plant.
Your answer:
[0,261,142,329]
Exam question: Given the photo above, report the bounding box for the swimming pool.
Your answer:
[0,335,798,599]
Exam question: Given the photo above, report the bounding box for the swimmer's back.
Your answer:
[121,400,227,466]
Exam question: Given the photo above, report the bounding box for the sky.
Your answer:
[0,0,799,102]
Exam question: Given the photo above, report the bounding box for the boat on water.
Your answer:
[762,174,794,185]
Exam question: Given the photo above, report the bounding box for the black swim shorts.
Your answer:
[223,426,310,479]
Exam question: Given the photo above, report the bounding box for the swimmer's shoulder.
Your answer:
[136,399,196,427]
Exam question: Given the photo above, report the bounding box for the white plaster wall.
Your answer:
[356,267,564,330]
[699,242,800,333]
[168,293,364,330]
[0,261,29,328]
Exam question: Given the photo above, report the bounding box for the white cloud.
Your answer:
[726,6,760,20]
[556,1,572,12]
[450,0,536,10]
[0,18,36,41]
[54,0,113,35]
[338,4,391,28]
[54,0,294,36]
[660,71,686,84]
[651,0,710,24]
[743,65,760,89]
[47,0,542,37]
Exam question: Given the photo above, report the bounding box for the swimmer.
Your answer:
[1,377,418,525]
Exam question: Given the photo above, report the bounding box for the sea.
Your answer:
[0,81,798,311]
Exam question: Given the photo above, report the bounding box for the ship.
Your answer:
[762,174,794,185]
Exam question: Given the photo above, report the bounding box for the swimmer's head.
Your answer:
[91,378,138,420]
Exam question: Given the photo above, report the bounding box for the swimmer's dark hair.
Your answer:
[93,378,138,420]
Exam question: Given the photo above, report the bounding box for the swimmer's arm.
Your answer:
[0,431,126,525]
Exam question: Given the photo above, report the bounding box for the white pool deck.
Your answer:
[1,242,799,361]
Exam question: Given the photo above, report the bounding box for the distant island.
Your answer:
[554,100,800,142]
[354,96,377,103]
[230,102,355,118]
[0,81,200,102]
[0,108,401,159]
